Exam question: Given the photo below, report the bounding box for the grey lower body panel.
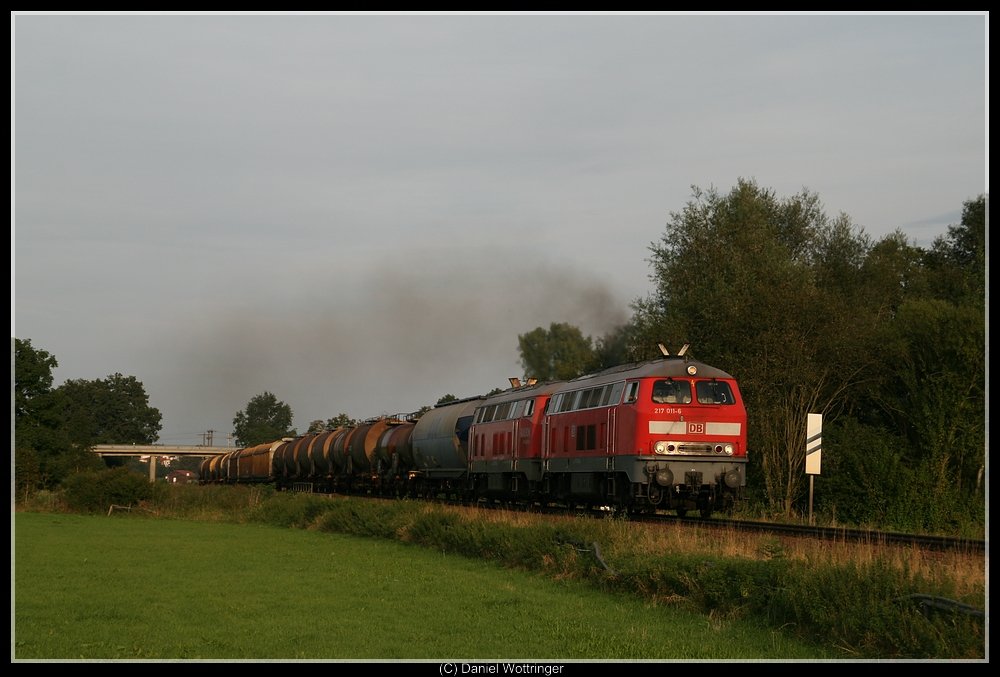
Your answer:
[545,454,746,488]
[470,459,544,482]
[470,455,745,487]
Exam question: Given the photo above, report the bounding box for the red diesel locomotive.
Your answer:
[469,344,746,516]
[201,344,748,517]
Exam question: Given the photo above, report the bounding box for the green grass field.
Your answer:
[13,512,832,661]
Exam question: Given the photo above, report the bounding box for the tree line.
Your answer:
[517,181,985,533]
[14,338,162,492]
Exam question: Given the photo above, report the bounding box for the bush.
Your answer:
[816,420,908,527]
[772,560,985,659]
[816,420,984,536]
[61,467,154,513]
[246,491,336,528]
[147,483,274,521]
[313,498,412,539]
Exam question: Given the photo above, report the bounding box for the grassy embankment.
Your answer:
[15,511,828,660]
[14,484,987,660]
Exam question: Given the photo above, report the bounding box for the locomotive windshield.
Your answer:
[651,379,692,404]
[695,380,735,405]
[650,379,736,405]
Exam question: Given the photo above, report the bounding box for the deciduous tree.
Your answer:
[233,392,296,447]
[59,373,162,446]
[517,322,596,381]
[14,338,75,491]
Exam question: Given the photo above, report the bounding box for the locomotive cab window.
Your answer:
[624,382,640,403]
[652,379,692,404]
[695,380,735,405]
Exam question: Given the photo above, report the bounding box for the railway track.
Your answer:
[626,512,987,553]
[461,496,985,554]
[291,486,986,554]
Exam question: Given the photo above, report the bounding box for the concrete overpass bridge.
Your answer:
[92,445,233,482]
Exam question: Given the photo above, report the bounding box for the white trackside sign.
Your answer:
[805,413,822,475]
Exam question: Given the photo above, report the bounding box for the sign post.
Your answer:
[805,413,823,525]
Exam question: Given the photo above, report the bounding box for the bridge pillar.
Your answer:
[149,455,157,483]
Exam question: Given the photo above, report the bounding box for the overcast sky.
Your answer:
[12,12,987,446]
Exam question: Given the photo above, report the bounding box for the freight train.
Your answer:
[199,344,748,517]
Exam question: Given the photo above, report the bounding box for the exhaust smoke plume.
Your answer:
[162,248,632,437]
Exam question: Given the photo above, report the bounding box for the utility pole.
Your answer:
[206,429,214,447]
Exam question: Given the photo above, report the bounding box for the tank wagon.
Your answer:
[200,345,747,516]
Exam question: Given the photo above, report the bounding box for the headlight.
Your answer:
[725,444,734,456]
[654,441,668,455]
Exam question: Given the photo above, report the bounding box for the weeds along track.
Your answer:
[627,513,987,554]
[305,488,986,555]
